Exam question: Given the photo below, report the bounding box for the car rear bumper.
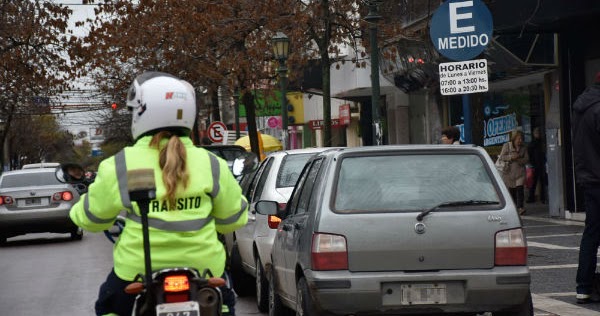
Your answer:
[304,266,531,314]
[0,208,77,236]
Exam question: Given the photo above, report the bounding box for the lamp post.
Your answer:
[272,32,290,150]
[364,0,383,146]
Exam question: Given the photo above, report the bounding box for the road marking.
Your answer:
[528,233,583,239]
[527,241,580,250]
[533,293,600,316]
[522,215,585,227]
[529,264,579,270]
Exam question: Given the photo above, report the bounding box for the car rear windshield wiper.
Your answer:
[416,200,499,221]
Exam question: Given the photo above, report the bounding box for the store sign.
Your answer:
[439,59,488,95]
[430,0,493,61]
[339,104,351,125]
[483,113,517,146]
[308,119,344,130]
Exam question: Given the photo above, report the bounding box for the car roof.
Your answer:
[2,168,58,176]
[266,147,343,158]
[21,162,60,169]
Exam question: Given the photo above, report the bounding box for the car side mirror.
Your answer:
[232,152,259,177]
[255,200,279,216]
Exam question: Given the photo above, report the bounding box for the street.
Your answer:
[1,206,600,316]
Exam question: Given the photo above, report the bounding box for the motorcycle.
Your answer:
[56,152,258,316]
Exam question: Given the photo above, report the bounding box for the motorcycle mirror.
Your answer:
[232,152,259,177]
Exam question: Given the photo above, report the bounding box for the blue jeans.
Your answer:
[576,184,600,294]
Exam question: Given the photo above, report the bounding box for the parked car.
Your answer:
[0,167,84,244]
[199,144,247,171]
[227,147,338,312]
[256,145,532,316]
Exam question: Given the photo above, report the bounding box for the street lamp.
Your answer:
[272,31,290,150]
[364,0,383,146]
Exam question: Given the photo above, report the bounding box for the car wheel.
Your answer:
[296,277,320,316]
[255,256,269,312]
[494,291,533,316]
[269,269,293,316]
[70,228,83,241]
[229,243,254,296]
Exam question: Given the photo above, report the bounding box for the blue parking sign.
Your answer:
[430,0,493,61]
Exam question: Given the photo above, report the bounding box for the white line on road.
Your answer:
[527,241,580,250]
[528,233,583,239]
[533,293,600,316]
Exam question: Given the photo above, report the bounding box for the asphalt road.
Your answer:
[1,213,600,315]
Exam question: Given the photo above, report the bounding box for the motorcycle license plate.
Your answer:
[400,283,447,305]
[156,301,200,316]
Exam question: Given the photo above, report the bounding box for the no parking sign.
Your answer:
[208,121,227,143]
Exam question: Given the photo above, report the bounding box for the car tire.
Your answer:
[70,228,83,241]
[268,269,293,316]
[229,243,254,296]
[255,256,269,312]
[494,291,533,316]
[296,276,320,316]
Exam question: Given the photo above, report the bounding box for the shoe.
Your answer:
[576,293,600,304]
[518,208,526,215]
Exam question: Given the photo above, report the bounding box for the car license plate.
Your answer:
[400,283,447,305]
[156,301,200,316]
[25,198,40,205]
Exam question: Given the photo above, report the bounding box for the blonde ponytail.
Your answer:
[150,131,189,209]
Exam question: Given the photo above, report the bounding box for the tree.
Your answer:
[0,1,76,168]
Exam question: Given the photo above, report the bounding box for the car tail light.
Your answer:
[52,191,73,202]
[495,228,527,266]
[163,275,191,303]
[268,215,281,229]
[311,233,348,271]
[0,195,13,205]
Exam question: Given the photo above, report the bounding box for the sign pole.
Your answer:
[462,94,472,144]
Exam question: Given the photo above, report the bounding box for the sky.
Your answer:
[52,1,107,144]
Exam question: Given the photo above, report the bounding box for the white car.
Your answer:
[227,147,337,312]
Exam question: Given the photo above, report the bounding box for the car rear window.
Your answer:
[0,172,61,188]
[276,153,314,188]
[334,154,500,212]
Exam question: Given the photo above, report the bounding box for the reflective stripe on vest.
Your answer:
[82,194,116,224]
[114,148,243,232]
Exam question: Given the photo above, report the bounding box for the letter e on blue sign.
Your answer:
[429,0,493,61]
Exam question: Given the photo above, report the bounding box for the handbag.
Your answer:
[495,143,512,173]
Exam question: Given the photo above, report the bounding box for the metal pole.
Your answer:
[366,1,382,146]
[278,59,288,150]
[233,89,240,139]
[462,95,472,144]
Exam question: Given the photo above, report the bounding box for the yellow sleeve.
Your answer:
[211,158,248,234]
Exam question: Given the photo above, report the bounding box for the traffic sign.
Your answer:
[207,121,227,143]
[430,0,493,61]
[438,59,488,95]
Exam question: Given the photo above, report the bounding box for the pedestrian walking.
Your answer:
[498,130,529,215]
[573,72,600,304]
[526,127,547,203]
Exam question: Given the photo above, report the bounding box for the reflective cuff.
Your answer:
[214,199,247,225]
[83,194,116,224]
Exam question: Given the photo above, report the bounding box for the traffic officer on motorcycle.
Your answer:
[69,71,248,316]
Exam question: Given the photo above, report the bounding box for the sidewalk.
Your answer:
[521,200,586,223]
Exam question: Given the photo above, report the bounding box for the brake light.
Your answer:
[163,275,191,303]
[0,195,13,205]
[495,228,527,266]
[311,233,348,271]
[268,215,281,229]
[52,191,73,202]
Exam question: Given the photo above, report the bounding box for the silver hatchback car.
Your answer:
[257,145,532,316]
[0,167,83,244]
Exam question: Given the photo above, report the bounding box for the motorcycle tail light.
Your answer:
[165,292,190,303]
[311,233,348,271]
[164,275,190,292]
[495,228,527,266]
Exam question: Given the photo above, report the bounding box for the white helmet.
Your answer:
[126,71,196,140]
